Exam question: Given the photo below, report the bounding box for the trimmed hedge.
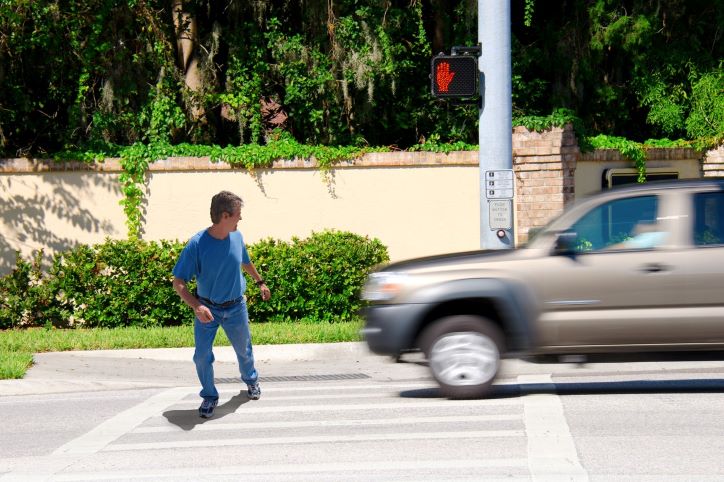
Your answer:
[0,231,388,329]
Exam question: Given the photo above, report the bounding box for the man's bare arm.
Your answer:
[172,277,214,322]
[242,262,271,301]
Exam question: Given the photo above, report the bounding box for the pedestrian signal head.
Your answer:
[430,55,478,98]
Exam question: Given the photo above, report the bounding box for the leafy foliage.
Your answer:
[0,251,50,329]
[246,231,389,322]
[0,0,720,201]
[511,0,723,142]
[407,134,476,153]
[588,135,648,182]
[4,0,717,157]
[686,68,724,143]
[514,108,591,151]
[0,232,388,329]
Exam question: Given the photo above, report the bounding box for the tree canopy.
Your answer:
[0,0,721,157]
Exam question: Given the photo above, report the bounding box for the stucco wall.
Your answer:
[576,148,703,198]
[142,162,481,262]
[2,132,720,276]
[0,169,125,274]
[0,153,481,274]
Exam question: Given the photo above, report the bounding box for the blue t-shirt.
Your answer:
[173,229,251,303]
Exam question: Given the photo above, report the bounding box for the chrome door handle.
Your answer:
[640,263,668,273]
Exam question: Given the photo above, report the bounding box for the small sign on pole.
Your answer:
[484,169,514,231]
[484,169,514,199]
[488,200,512,230]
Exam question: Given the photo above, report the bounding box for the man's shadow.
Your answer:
[163,393,250,431]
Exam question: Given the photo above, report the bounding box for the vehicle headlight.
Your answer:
[361,272,409,301]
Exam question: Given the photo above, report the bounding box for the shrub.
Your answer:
[0,251,50,329]
[0,231,388,329]
[246,231,389,322]
[41,239,189,328]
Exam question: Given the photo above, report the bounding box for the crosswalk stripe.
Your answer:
[213,381,439,392]
[520,374,589,481]
[210,379,521,392]
[51,458,530,481]
[180,391,419,403]
[51,387,190,456]
[134,413,523,433]
[170,397,521,414]
[104,429,526,452]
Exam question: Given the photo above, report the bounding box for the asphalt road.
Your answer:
[2,343,724,481]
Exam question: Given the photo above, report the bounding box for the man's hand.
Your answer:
[260,284,271,302]
[173,277,215,323]
[194,304,214,323]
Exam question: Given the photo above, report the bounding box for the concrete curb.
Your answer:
[32,342,371,363]
[0,342,373,397]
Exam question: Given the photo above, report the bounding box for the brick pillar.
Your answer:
[513,124,579,244]
[702,145,724,178]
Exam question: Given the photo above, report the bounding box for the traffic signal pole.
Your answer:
[478,0,514,249]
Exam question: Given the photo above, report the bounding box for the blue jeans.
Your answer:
[193,300,258,401]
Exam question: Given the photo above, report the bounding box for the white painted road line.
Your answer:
[104,429,526,452]
[52,458,530,481]
[213,381,439,392]
[134,413,523,433]
[52,387,190,456]
[166,397,522,414]
[174,391,418,404]
[211,379,527,393]
[519,374,588,481]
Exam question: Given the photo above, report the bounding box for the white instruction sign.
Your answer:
[488,199,513,229]
[484,169,514,199]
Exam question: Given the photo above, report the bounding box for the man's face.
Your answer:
[221,207,241,231]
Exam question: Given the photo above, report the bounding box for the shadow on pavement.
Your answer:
[399,378,724,399]
[163,392,250,431]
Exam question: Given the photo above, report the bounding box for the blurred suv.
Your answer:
[361,179,724,399]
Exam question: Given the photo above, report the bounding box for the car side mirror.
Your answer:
[527,226,543,241]
[554,231,579,256]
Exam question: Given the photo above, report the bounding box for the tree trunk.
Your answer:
[172,0,204,121]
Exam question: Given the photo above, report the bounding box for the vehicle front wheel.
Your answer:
[419,315,504,399]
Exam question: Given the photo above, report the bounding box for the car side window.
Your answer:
[693,191,724,246]
[568,195,664,252]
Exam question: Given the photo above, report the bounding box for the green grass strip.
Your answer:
[0,320,363,380]
[0,351,34,379]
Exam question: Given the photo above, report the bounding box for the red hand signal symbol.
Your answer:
[436,61,455,93]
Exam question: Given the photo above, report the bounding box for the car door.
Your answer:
[662,188,724,344]
[529,192,695,348]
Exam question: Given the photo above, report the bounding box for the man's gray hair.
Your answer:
[210,191,243,223]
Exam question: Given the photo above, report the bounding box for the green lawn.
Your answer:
[0,320,363,379]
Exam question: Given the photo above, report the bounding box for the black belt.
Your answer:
[198,296,243,308]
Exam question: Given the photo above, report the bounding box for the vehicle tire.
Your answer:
[419,315,504,399]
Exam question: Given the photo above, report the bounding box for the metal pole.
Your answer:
[479,0,514,249]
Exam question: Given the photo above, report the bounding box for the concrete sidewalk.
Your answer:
[0,342,382,397]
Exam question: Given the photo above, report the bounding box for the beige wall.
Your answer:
[0,155,482,274]
[2,133,719,276]
[0,171,125,273]
[143,165,481,261]
[576,148,703,198]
